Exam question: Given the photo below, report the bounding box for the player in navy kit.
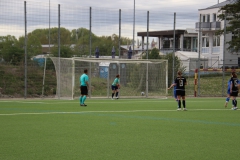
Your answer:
[229,72,239,110]
[224,79,231,108]
[168,71,187,111]
[168,82,178,107]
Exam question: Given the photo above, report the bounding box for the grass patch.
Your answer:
[0,98,239,160]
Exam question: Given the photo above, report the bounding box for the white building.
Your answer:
[196,0,239,69]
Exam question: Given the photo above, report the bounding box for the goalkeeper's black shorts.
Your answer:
[176,90,185,96]
[80,86,88,95]
[230,91,238,97]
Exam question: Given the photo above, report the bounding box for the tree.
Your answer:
[162,53,186,86]
[18,34,42,57]
[142,48,160,59]
[0,35,18,59]
[0,35,24,65]
[51,45,74,58]
[218,0,240,53]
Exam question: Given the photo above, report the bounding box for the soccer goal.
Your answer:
[50,57,168,99]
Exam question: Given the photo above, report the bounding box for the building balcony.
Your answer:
[202,47,209,53]
[195,22,221,31]
[212,46,220,53]
[159,48,198,54]
[211,22,221,30]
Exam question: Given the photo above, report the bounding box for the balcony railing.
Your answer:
[212,46,220,53]
[195,22,221,30]
[202,47,209,53]
[211,22,221,29]
[159,48,198,54]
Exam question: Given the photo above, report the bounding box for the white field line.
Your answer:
[0,100,220,104]
[0,109,234,116]
[0,101,47,103]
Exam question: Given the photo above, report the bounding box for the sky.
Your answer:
[0,0,226,39]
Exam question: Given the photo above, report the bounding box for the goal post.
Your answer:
[50,57,168,99]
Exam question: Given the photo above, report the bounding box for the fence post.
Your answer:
[146,11,149,97]
[24,1,27,99]
[173,12,176,97]
[119,9,121,58]
[58,4,61,99]
[89,7,92,98]
[197,14,202,96]
[194,69,198,97]
[222,13,227,96]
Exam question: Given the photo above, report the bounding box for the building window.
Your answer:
[207,14,210,22]
[202,33,209,47]
[202,15,205,22]
[162,37,170,48]
[213,34,220,46]
[183,37,191,51]
[213,13,216,22]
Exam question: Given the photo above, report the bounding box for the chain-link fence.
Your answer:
[0,0,236,98]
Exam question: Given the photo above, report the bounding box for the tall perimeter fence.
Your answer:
[0,0,235,98]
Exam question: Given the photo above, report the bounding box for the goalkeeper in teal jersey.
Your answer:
[79,69,89,106]
[111,74,120,99]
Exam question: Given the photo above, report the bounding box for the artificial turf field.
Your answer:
[0,97,239,160]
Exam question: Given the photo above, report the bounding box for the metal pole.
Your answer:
[222,13,227,96]
[119,9,121,58]
[89,7,92,58]
[133,0,135,56]
[58,4,61,99]
[146,11,149,97]
[118,9,122,98]
[24,1,27,99]
[42,0,50,98]
[76,29,78,41]
[172,12,176,96]
[197,14,202,97]
[107,65,109,98]
[89,7,92,98]
[147,11,149,60]
[42,56,47,98]
[72,57,75,100]
[48,1,50,62]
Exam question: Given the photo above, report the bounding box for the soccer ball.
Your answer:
[141,92,145,96]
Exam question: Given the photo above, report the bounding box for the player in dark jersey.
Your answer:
[168,71,187,111]
[229,72,239,110]
[174,71,187,111]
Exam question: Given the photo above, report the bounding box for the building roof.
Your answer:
[42,44,54,48]
[185,28,198,34]
[199,0,237,10]
[137,29,185,37]
[121,45,151,51]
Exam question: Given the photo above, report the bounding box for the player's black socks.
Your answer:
[233,99,237,107]
[178,100,181,108]
[112,93,115,98]
[183,100,186,108]
[116,92,118,97]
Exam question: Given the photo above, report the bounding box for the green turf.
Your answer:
[0,98,239,160]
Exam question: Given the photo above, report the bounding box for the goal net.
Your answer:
[50,57,168,99]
